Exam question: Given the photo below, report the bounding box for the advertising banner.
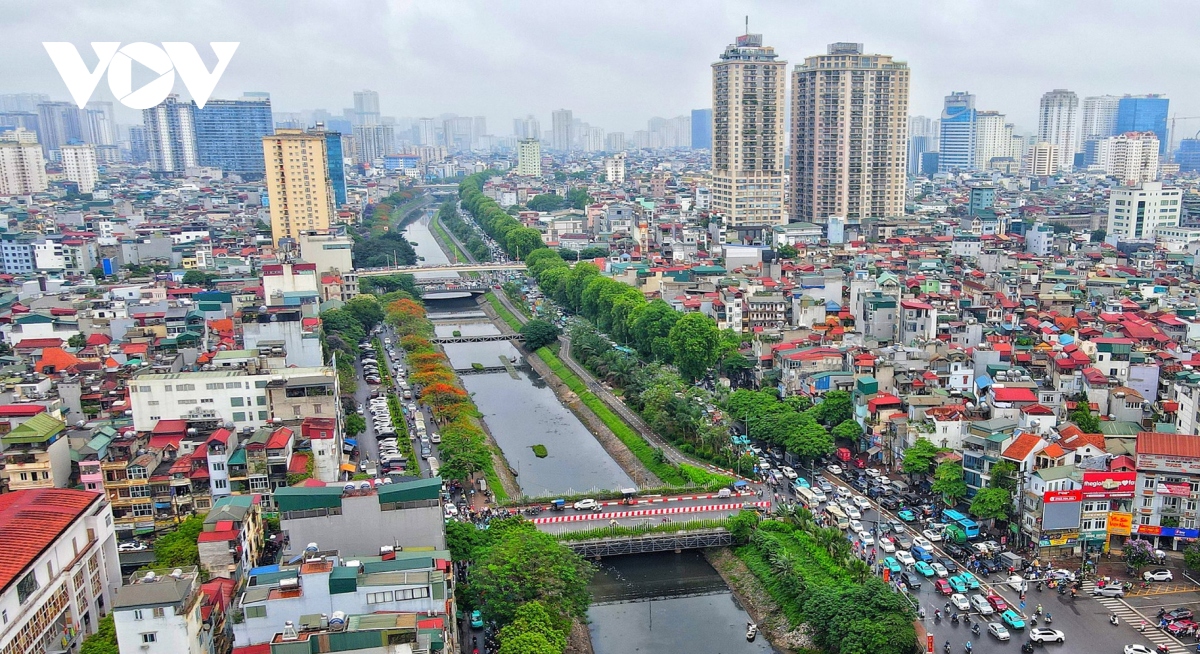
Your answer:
[1081,471,1137,499]
[1157,482,1191,497]
[1043,489,1083,503]
[1041,491,1082,531]
[1106,511,1133,536]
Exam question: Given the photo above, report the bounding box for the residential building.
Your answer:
[1081,95,1121,141]
[1027,141,1058,176]
[59,143,98,193]
[416,117,437,146]
[322,129,346,205]
[1026,221,1054,256]
[1134,432,1200,539]
[352,90,380,126]
[974,110,1012,169]
[1037,89,1079,171]
[296,230,357,300]
[712,32,788,230]
[35,101,83,158]
[143,95,198,174]
[1106,181,1181,243]
[516,138,542,177]
[1,413,71,490]
[1117,94,1169,154]
[351,124,395,164]
[193,95,274,175]
[513,115,540,140]
[113,567,209,654]
[551,109,573,151]
[197,494,263,580]
[604,152,626,184]
[691,108,713,149]
[82,101,116,148]
[939,92,977,172]
[263,129,335,244]
[0,489,120,654]
[1095,131,1160,184]
[0,139,47,195]
[790,42,909,223]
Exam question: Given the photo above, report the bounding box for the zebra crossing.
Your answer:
[1083,581,1188,654]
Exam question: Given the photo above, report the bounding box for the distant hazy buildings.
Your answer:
[1095,131,1160,185]
[552,109,574,151]
[263,129,335,243]
[908,115,937,175]
[513,115,541,141]
[352,124,396,164]
[605,132,625,152]
[36,101,83,159]
[319,128,347,206]
[604,152,626,184]
[712,33,788,229]
[790,42,909,223]
[143,95,198,174]
[939,92,977,172]
[691,109,713,150]
[194,95,274,175]
[353,90,381,125]
[1037,89,1079,171]
[60,143,98,193]
[1081,95,1121,141]
[516,138,542,177]
[1116,94,1169,154]
[0,131,47,194]
[974,111,1013,170]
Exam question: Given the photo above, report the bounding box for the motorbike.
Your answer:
[1110,615,1120,626]
[971,624,981,637]
[951,613,960,624]
[1022,643,1035,654]
[1036,581,1043,591]
[1045,613,1053,624]
[944,644,951,654]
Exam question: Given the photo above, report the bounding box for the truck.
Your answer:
[944,524,969,544]
[835,447,853,463]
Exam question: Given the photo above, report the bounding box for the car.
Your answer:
[470,610,484,629]
[970,594,995,615]
[117,541,147,552]
[883,557,903,574]
[900,571,922,589]
[844,504,862,520]
[812,489,828,503]
[913,536,933,550]
[1047,568,1076,582]
[878,537,896,553]
[430,432,442,444]
[947,575,968,594]
[793,476,811,489]
[987,622,1011,641]
[1092,585,1125,598]
[852,495,871,510]
[945,543,973,560]
[1125,646,1154,654]
[780,466,797,480]
[573,499,599,511]
[864,468,881,478]
[858,531,875,547]
[1166,608,1195,622]
[950,593,971,611]
[922,528,943,542]
[931,562,949,578]
[897,509,916,521]
[1167,619,1197,636]
[914,560,936,577]
[895,550,916,566]
[1144,568,1175,582]
[1005,575,1028,592]
[938,557,959,574]
[986,593,1008,612]
[757,459,772,471]
[934,578,953,595]
[957,572,981,590]
[827,464,843,475]
[893,532,913,549]
[817,480,834,494]
[1000,609,1025,630]
[911,545,933,563]
[879,495,901,510]
[849,520,864,533]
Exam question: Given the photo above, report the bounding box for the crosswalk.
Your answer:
[1083,581,1188,654]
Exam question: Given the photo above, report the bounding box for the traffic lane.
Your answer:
[354,360,380,464]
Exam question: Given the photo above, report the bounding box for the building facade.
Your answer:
[790,42,909,223]
[691,108,713,150]
[0,140,47,195]
[712,33,788,230]
[551,109,573,151]
[1117,94,1169,154]
[59,143,98,193]
[1037,89,1079,172]
[263,129,335,243]
[1107,181,1181,243]
[939,92,977,172]
[1095,131,1160,185]
[974,110,1012,170]
[193,96,274,175]
[1081,95,1121,141]
[143,95,198,174]
[516,138,541,177]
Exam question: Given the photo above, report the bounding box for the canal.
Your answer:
[588,551,780,654]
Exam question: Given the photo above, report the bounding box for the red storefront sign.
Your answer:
[1043,489,1083,503]
[1157,482,1192,497]
[1081,471,1137,499]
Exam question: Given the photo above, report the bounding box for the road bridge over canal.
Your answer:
[564,528,734,557]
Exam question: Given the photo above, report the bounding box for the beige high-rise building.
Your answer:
[60,143,98,193]
[1027,141,1059,176]
[975,111,1012,169]
[516,138,542,177]
[712,33,787,231]
[263,129,335,244]
[790,42,909,223]
[0,139,47,195]
[604,152,626,184]
[1096,131,1159,185]
[1037,89,1079,171]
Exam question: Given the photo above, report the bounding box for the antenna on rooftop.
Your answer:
[745,15,749,34]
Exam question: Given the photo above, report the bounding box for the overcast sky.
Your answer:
[7,0,1200,140]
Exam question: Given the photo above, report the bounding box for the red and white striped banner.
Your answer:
[596,491,756,507]
[531,501,770,524]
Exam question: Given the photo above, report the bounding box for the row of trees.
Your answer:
[321,287,419,396]
[460,172,547,260]
[447,517,593,654]
[435,200,491,261]
[724,389,857,466]
[525,188,592,212]
[557,246,609,261]
[900,437,1016,523]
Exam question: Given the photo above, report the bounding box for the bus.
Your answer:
[941,509,980,539]
[825,505,850,530]
[428,456,440,478]
[796,487,819,508]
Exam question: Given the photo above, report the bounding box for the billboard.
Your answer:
[1081,471,1137,499]
[1157,482,1191,497]
[1107,512,1133,536]
[1041,490,1082,531]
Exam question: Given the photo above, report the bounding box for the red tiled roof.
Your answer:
[1002,433,1043,461]
[0,489,102,593]
[1021,403,1054,416]
[288,452,308,474]
[266,426,293,450]
[992,386,1037,402]
[0,404,46,417]
[152,419,188,434]
[1137,432,1200,458]
[15,338,65,350]
[36,347,83,374]
[1041,443,1067,458]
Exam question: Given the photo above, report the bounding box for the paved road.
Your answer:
[814,469,1197,654]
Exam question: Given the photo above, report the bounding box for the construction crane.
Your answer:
[1168,114,1200,152]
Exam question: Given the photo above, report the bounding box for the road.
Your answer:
[813,469,1197,654]
[525,492,767,534]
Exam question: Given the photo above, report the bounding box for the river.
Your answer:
[588,551,780,654]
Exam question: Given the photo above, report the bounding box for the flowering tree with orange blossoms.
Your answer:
[400,335,435,354]
[410,369,456,387]
[422,382,469,407]
[409,352,447,368]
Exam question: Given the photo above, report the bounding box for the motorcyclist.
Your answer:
[1036,604,1043,615]
[1110,614,1120,626]
[935,609,942,621]
[965,641,973,654]
[944,643,951,654]
[1045,613,1052,624]
[971,623,981,636]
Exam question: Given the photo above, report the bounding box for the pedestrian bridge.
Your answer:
[357,263,527,277]
[432,334,525,344]
[562,528,734,558]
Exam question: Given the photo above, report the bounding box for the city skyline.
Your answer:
[4,0,1199,139]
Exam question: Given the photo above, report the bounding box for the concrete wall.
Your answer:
[280,494,445,557]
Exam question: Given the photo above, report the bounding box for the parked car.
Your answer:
[1144,568,1174,582]
[1165,608,1194,622]
[118,541,148,552]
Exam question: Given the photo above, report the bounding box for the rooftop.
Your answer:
[0,489,103,593]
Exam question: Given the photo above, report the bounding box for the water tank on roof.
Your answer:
[305,542,319,553]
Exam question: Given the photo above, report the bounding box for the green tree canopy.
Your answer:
[182,269,216,287]
[345,413,366,438]
[1069,403,1101,433]
[811,390,853,428]
[566,188,592,210]
[831,419,864,442]
[153,514,205,567]
[786,414,835,462]
[506,227,547,260]
[496,601,567,654]
[352,231,417,268]
[343,295,385,333]
[68,333,87,348]
[577,246,609,260]
[969,486,1012,521]
[469,527,594,632]
[987,459,1019,492]
[359,274,422,297]
[80,614,118,654]
[901,438,941,476]
[321,309,367,347]
[668,312,719,382]
[932,461,968,505]
[520,319,561,351]
[527,194,566,212]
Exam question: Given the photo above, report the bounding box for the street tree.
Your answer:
[344,295,385,333]
[931,461,968,505]
[831,419,864,442]
[810,390,853,427]
[345,413,366,438]
[901,438,940,477]
[469,528,594,632]
[668,313,719,382]
[987,459,1019,493]
[969,486,1012,523]
[520,319,561,351]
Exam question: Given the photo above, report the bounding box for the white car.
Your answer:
[827,464,843,475]
[878,537,896,553]
[970,594,994,615]
[1028,628,1064,644]
[857,530,874,547]
[573,499,599,511]
[852,496,871,510]
[1143,568,1174,582]
[844,505,862,520]
[1048,568,1076,582]
[781,466,798,480]
[1005,575,1028,592]
[849,520,864,533]
[922,528,943,542]
[912,536,933,550]
[1125,646,1154,654]
[118,541,147,552]
[932,562,949,578]
[988,623,1011,641]
[864,468,881,478]
[896,550,916,566]
[950,593,970,611]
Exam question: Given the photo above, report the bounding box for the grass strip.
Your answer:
[485,292,523,330]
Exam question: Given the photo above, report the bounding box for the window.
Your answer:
[206,383,224,390]
[367,591,394,604]
[214,479,228,490]
[230,397,244,407]
[212,462,225,471]
[256,396,267,406]
[141,633,157,644]
[232,412,246,422]
[1144,476,1156,489]
[245,605,267,619]
[177,384,195,391]
[153,607,165,618]
[259,411,269,421]
[133,609,143,620]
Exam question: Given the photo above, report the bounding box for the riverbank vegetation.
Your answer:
[435,200,491,261]
[460,172,548,260]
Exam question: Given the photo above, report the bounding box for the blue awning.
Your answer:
[975,375,993,390]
